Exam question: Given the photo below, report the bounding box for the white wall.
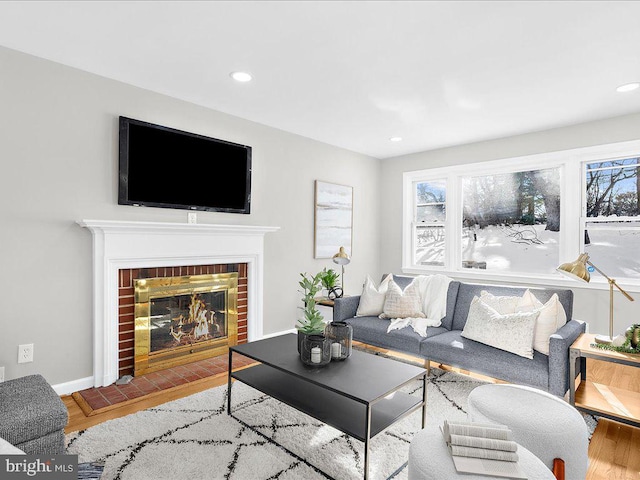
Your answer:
[380,114,640,336]
[0,46,380,385]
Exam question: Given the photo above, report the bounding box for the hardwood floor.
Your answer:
[584,358,640,480]
[63,352,640,480]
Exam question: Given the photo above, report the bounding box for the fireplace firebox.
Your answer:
[134,272,238,375]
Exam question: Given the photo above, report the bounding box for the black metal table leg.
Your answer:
[364,403,371,480]
[422,374,427,428]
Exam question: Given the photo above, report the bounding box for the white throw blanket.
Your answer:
[387,274,453,337]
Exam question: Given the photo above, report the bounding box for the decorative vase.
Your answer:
[299,334,331,367]
[626,324,640,349]
[297,329,324,353]
[325,321,353,360]
[297,329,304,354]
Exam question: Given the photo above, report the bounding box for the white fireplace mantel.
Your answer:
[79,220,280,387]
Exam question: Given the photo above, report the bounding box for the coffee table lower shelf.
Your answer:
[230,363,422,442]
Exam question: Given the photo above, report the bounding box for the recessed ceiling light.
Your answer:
[230,71,252,82]
[389,136,403,142]
[616,82,639,93]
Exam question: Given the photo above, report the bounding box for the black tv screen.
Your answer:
[119,117,251,214]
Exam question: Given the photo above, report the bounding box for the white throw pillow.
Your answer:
[461,296,539,359]
[517,290,567,355]
[380,279,425,319]
[356,274,392,317]
[480,291,521,315]
[417,274,453,320]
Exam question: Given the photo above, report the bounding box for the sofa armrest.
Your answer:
[333,296,361,322]
[548,319,586,397]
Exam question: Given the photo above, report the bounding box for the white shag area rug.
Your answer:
[66,367,486,480]
[66,367,598,480]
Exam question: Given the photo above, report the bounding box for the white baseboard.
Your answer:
[52,376,94,396]
[261,328,296,339]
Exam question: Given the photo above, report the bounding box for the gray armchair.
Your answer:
[0,374,68,454]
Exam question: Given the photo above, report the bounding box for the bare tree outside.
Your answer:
[584,159,640,274]
[463,167,561,231]
[586,158,639,218]
[459,167,561,273]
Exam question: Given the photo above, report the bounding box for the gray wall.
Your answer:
[0,46,380,385]
[380,114,640,336]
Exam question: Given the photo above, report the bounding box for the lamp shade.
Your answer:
[557,253,590,283]
[332,246,351,266]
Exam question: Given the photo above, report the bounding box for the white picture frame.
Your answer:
[314,180,353,259]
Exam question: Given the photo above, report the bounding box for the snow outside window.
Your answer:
[461,167,561,274]
[583,158,640,280]
[414,179,446,266]
[403,139,640,285]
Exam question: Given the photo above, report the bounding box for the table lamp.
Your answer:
[332,246,350,297]
[557,253,634,344]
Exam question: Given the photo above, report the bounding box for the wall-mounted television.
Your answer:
[119,117,251,214]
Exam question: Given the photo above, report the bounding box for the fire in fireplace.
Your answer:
[134,272,238,375]
[149,291,227,351]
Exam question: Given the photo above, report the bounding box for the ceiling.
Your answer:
[1,1,640,159]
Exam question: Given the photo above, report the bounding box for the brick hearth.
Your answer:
[74,353,255,413]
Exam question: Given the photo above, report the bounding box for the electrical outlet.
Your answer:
[18,344,34,363]
[0,366,4,382]
[188,212,197,224]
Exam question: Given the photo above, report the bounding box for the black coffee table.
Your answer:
[227,334,427,479]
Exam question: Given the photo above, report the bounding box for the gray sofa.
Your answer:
[334,275,585,397]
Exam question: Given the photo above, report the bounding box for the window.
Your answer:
[413,179,446,266]
[402,139,640,286]
[583,157,640,280]
[461,167,561,274]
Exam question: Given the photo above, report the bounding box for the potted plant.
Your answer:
[625,324,640,350]
[296,272,330,365]
[318,268,341,299]
[297,271,324,335]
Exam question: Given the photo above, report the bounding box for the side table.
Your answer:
[315,298,335,322]
[315,298,336,307]
[315,297,350,322]
[569,333,640,427]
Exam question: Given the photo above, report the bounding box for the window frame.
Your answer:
[402,139,640,290]
[412,178,447,266]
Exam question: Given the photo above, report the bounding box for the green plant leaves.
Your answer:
[297,271,325,335]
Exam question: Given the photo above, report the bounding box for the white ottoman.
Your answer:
[408,425,555,480]
[467,384,588,480]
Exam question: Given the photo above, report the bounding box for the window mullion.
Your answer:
[562,159,582,262]
[447,173,460,272]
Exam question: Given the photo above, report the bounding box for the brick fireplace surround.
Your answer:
[118,263,248,378]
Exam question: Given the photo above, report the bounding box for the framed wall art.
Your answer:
[314,180,353,259]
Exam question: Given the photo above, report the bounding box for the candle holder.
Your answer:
[325,321,353,361]
[300,334,331,367]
